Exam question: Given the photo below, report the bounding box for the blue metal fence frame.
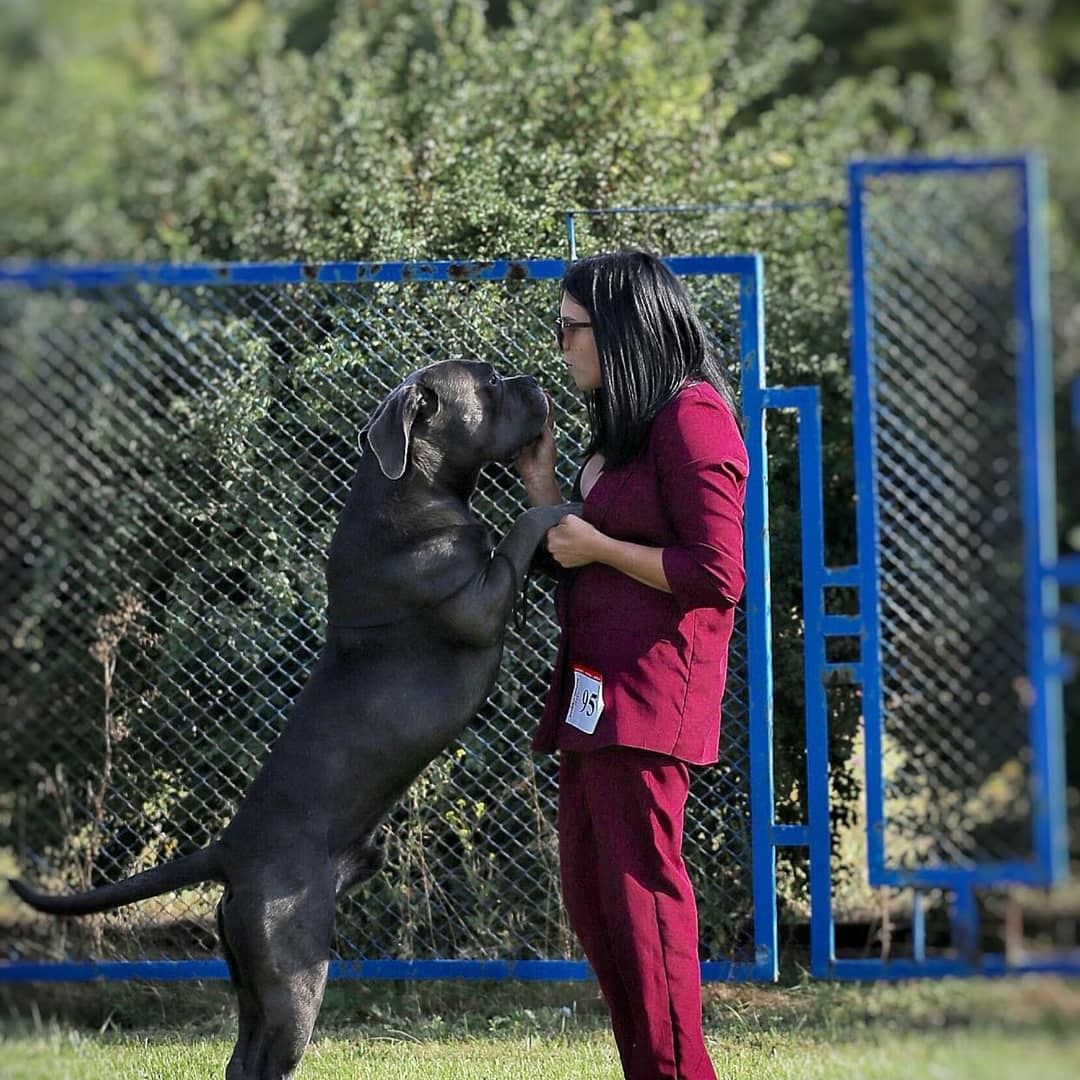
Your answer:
[646,155,1080,983]
[848,155,1069,893]
[805,153,1079,980]
[0,253,777,985]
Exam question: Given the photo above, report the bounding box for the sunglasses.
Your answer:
[553,315,592,349]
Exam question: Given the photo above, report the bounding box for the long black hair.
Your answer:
[562,250,739,467]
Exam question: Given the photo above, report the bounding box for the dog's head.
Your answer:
[359,360,550,482]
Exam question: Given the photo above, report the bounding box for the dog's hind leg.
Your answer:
[254,964,329,1080]
[218,892,263,1080]
[228,986,263,1080]
[334,835,386,897]
[229,879,334,1080]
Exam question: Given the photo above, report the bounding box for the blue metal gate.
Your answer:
[774,154,1077,979]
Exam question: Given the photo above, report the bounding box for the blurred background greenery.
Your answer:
[0,0,1076,264]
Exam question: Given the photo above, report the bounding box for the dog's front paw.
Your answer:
[529,502,583,532]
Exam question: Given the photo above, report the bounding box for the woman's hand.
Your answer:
[516,423,556,482]
[516,393,562,506]
[547,517,674,593]
[545,514,606,568]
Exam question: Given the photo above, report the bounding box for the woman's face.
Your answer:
[558,292,601,393]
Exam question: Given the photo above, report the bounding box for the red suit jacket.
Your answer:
[532,382,748,766]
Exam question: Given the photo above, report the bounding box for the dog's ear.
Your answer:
[359,383,437,480]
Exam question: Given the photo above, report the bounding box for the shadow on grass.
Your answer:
[2,973,1080,1048]
[702,974,1080,1043]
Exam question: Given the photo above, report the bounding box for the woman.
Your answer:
[516,250,748,1080]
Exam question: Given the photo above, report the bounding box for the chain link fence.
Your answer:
[857,166,1041,875]
[0,263,755,969]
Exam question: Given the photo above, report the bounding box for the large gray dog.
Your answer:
[10,359,578,1080]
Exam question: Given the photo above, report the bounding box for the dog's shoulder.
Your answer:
[327,516,492,628]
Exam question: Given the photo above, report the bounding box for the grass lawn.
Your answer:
[2,974,1079,1079]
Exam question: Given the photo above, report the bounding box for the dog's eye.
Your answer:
[488,374,500,386]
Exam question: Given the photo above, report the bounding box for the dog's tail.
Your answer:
[8,845,225,917]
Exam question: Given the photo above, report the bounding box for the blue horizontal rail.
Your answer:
[1051,555,1080,587]
[850,154,1029,178]
[0,254,763,292]
[870,861,1057,889]
[8,949,1076,984]
[0,958,763,983]
[772,825,809,847]
[822,566,860,587]
[827,952,1080,981]
[0,258,567,290]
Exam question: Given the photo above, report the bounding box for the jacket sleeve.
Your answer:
[655,392,748,611]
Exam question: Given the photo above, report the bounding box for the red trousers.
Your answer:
[558,747,717,1080]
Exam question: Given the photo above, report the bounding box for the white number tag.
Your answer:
[565,665,604,734]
